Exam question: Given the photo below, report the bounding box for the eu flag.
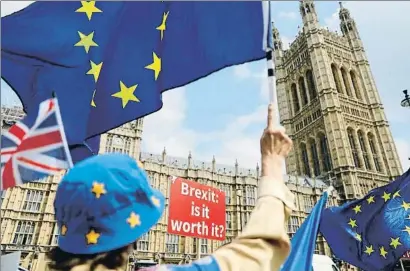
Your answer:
[1,1,271,146]
[281,188,330,271]
[320,169,410,270]
[69,135,101,164]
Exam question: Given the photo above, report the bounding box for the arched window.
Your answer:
[125,138,132,155]
[350,71,362,100]
[105,135,113,153]
[298,77,309,106]
[331,64,343,93]
[368,133,382,172]
[111,136,125,153]
[347,129,360,168]
[306,70,317,100]
[319,134,332,172]
[358,130,370,170]
[310,139,320,176]
[291,83,300,113]
[301,143,311,177]
[341,67,352,97]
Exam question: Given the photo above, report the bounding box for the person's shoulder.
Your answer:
[139,256,220,271]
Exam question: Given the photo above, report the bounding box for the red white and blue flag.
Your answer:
[1,98,73,190]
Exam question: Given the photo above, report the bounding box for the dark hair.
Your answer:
[47,245,130,271]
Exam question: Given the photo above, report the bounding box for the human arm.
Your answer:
[144,104,295,271]
[210,104,295,271]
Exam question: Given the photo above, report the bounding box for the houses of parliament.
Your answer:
[0,1,403,271]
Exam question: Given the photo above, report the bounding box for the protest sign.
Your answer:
[167,177,226,241]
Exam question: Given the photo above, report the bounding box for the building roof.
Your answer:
[140,152,330,189]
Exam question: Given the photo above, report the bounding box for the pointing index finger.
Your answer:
[267,104,274,129]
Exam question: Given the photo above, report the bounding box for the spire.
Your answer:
[299,0,319,29]
[271,22,283,50]
[339,2,360,40]
[212,155,216,172]
[187,151,192,169]
[161,147,166,162]
[235,159,239,175]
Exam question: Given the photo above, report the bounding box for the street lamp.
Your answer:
[236,189,243,233]
[401,89,410,108]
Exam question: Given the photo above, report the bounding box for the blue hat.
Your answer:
[54,154,165,254]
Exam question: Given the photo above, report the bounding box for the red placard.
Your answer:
[402,251,410,259]
[167,177,226,241]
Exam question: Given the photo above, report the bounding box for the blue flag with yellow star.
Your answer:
[281,188,330,271]
[1,1,272,146]
[320,169,410,271]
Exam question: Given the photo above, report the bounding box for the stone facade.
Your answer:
[274,1,402,204]
[1,106,338,270]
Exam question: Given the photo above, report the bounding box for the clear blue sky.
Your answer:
[1,1,409,170]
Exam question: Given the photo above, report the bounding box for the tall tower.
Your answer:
[99,119,144,159]
[275,0,402,201]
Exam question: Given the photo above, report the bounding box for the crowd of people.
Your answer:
[45,104,296,271]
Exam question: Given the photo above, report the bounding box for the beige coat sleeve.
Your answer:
[212,177,295,271]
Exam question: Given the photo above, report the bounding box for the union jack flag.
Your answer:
[1,98,73,190]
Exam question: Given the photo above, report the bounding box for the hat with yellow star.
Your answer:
[54,153,165,254]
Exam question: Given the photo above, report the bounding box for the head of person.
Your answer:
[47,154,165,271]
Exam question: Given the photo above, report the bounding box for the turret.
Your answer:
[299,0,319,30]
[339,2,360,40]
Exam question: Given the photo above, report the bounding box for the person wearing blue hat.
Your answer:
[47,104,295,271]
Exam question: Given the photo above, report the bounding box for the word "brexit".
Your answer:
[180,182,219,203]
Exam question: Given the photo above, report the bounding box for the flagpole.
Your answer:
[266,49,279,126]
[51,91,74,168]
[400,259,405,271]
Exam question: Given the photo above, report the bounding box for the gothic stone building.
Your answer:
[1,106,338,271]
[274,1,402,203]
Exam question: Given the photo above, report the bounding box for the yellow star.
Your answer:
[91,90,97,107]
[87,61,103,82]
[367,195,375,204]
[127,212,141,228]
[379,246,388,259]
[382,192,391,202]
[85,229,100,245]
[403,226,410,236]
[402,201,410,211]
[364,245,374,256]
[353,205,362,214]
[355,233,362,242]
[145,52,162,81]
[74,31,98,53]
[61,224,67,236]
[348,218,357,228]
[156,11,170,41]
[390,237,402,249]
[111,81,140,108]
[75,1,102,20]
[393,190,401,198]
[91,182,106,199]
[137,160,144,169]
[151,196,161,208]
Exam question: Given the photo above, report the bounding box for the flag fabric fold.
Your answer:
[281,187,331,271]
[1,98,73,190]
[2,1,271,146]
[69,135,101,164]
[320,169,410,271]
